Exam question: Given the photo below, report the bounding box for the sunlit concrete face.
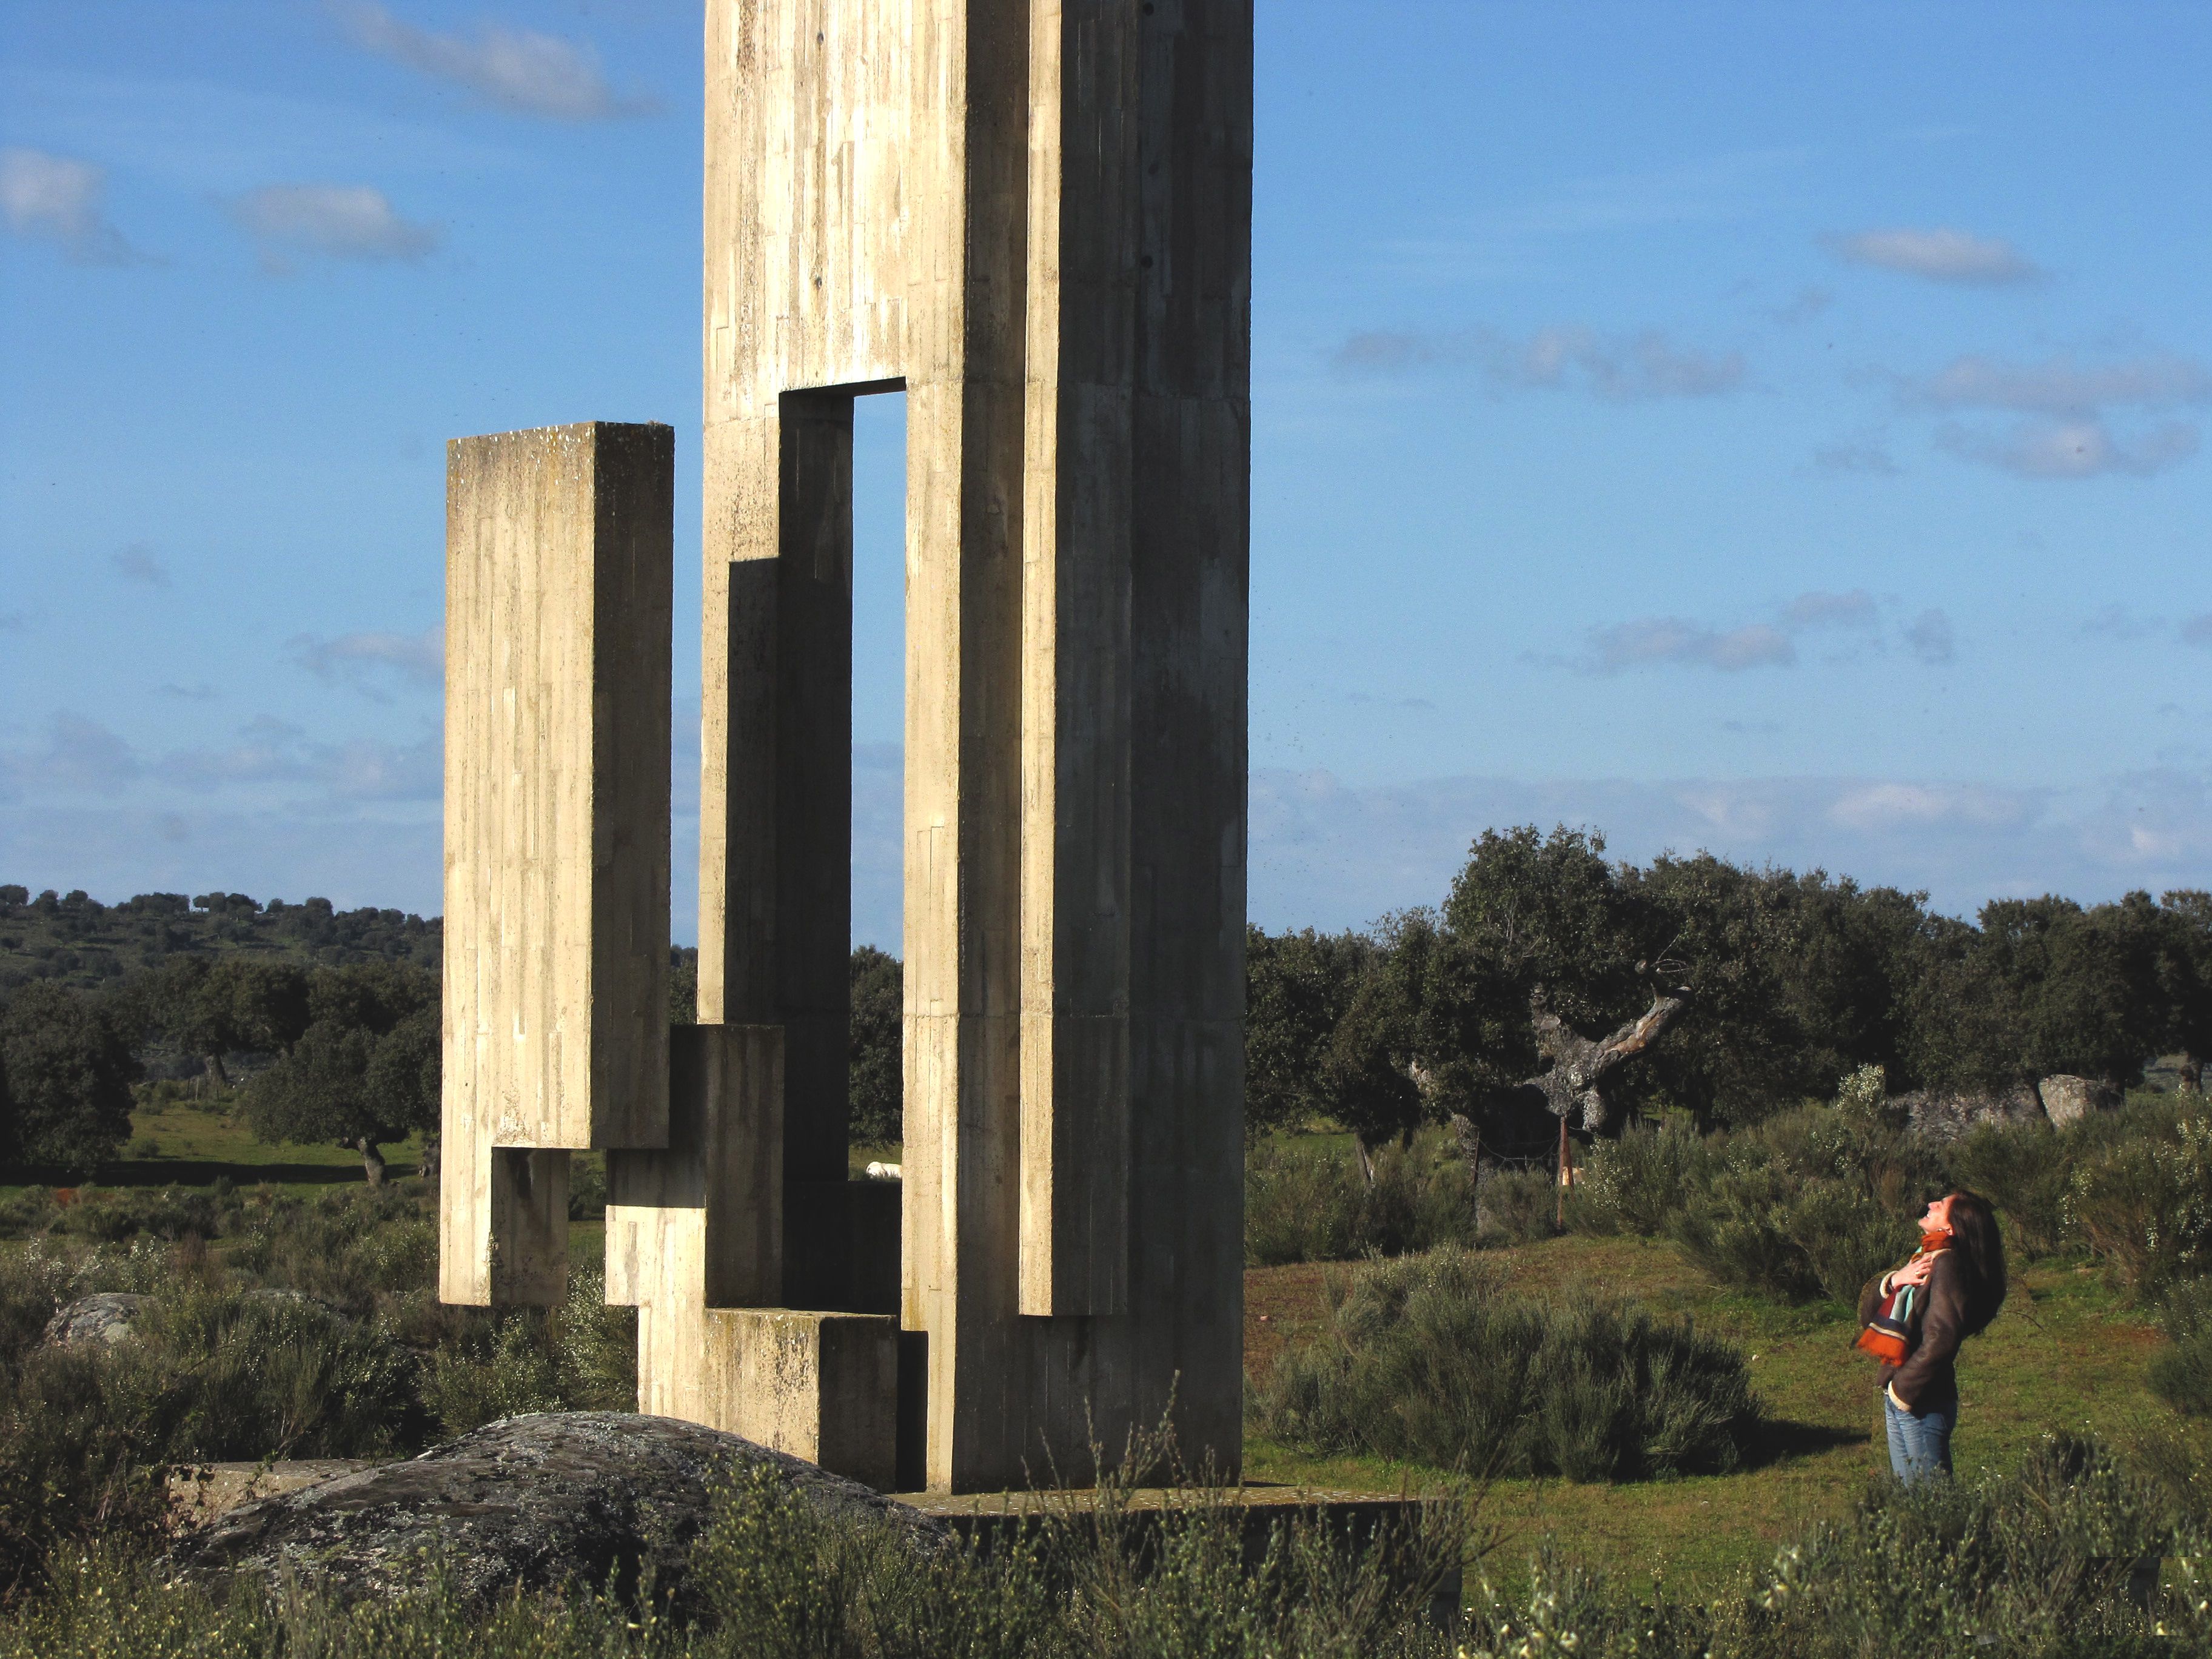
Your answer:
[700,0,1253,1493]
[443,1,1252,1498]
[439,421,674,1312]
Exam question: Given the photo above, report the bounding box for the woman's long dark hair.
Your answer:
[1945,1190,2008,1336]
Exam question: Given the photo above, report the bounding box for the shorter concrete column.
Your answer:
[703,1309,901,1492]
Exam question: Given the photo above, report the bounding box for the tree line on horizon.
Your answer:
[4,828,2210,1170]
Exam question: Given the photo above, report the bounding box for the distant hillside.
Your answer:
[0,885,442,992]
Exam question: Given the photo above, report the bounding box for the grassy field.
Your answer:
[1245,1230,2191,1590]
[0,1101,424,1202]
[2,1116,2196,1594]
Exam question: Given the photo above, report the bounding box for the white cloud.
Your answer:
[1245,765,2212,933]
[1825,227,2039,284]
[110,543,169,587]
[1906,352,2212,417]
[335,3,655,121]
[1574,589,1938,675]
[229,184,438,272]
[1894,351,2210,482]
[1581,617,1795,674]
[290,626,443,696]
[1826,781,2032,833]
[1335,324,1744,401]
[0,146,143,264]
[1937,418,2199,480]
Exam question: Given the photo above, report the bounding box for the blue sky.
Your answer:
[3,2,2209,948]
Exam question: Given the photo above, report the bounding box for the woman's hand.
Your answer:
[1891,1253,1936,1291]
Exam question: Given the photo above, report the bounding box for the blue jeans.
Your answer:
[1884,1393,1954,1483]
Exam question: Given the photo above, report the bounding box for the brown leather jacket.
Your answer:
[1858,1249,1969,1414]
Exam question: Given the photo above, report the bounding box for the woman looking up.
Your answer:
[1857,1190,2008,1481]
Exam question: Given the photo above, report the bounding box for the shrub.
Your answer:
[2068,1104,2212,1293]
[1575,1098,1941,1304]
[1942,1117,2078,1258]
[1244,1132,1478,1265]
[427,1267,637,1438]
[1473,1165,1558,1246]
[2151,1278,2212,1418]
[1256,1247,1760,1481]
[0,1269,421,1594]
[1,1456,1458,1658]
[1574,1118,1714,1237]
[1462,1436,2204,1658]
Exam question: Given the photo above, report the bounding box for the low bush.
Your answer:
[1,1456,1458,1658]
[1580,1104,1929,1304]
[1244,1132,1478,1265]
[427,1267,638,1438]
[1462,1435,2207,1657]
[1943,1118,2080,1258]
[0,1271,422,1594]
[1473,1165,1558,1247]
[1256,1247,1760,1481]
[2068,1102,2212,1294]
[2151,1277,2212,1418]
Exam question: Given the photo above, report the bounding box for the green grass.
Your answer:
[0,1102,426,1205]
[1244,1231,2200,1592]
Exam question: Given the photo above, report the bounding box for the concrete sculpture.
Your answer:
[444,0,1252,1496]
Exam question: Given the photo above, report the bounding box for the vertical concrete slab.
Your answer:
[702,0,1249,1493]
[441,421,673,1307]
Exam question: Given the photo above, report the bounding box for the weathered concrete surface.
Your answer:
[43,1290,149,1347]
[608,1025,786,1419]
[2039,1074,2123,1127]
[698,1309,900,1492]
[700,0,1252,1496]
[163,1412,943,1609]
[441,422,675,1308]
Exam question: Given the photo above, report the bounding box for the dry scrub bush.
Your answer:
[1257,1247,1759,1481]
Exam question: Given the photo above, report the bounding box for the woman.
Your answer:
[1857,1190,2008,1482]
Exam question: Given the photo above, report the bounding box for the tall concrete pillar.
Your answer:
[440,422,675,1307]
[702,0,1250,1493]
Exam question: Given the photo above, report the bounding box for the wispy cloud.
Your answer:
[1825,227,2039,285]
[110,544,169,587]
[335,3,655,121]
[2176,615,2212,649]
[1809,438,1900,477]
[1903,609,1956,666]
[1247,764,2212,934]
[1781,590,1880,631]
[1896,350,2211,481]
[156,682,219,701]
[1936,418,2198,480]
[1571,589,1951,675]
[0,713,142,799]
[1768,286,1835,325]
[1335,324,1744,401]
[229,184,438,273]
[289,626,443,697]
[1581,617,1795,674]
[1903,352,2212,417]
[0,146,146,264]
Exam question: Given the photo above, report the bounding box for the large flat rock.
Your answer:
[163,1410,945,1609]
